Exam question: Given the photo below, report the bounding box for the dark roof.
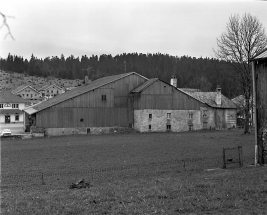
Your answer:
[26,72,148,114]
[181,91,237,109]
[0,90,29,103]
[251,48,267,61]
[131,78,158,93]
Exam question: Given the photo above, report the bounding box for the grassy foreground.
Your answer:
[2,130,266,214]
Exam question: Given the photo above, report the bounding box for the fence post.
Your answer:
[41,173,45,185]
[222,147,226,169]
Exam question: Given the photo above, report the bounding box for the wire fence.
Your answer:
[1,154,253,188]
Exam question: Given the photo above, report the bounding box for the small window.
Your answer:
[31,94,33,97]
[80,118,84,122]
[148,124,152,130]
[15,114,19,121]
[189,125,193,131]
[12,104,18,108]
[167,124,171,131]
[203,110,207,117]
[149,114,152,119]
[102,95,107,100]
[203,122,207,129]
[27,94,29,97]
[189,113,193,119]
[167,113,171,119]
[0,104,3,108]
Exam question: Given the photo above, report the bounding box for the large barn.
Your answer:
[251,48,267,164]
[24,72,237,136]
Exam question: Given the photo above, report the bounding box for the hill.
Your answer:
[0,70,84,91]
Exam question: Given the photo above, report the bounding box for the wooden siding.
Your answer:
[36,73,147,128]
[134,81,208,110]
[256,62,267,133]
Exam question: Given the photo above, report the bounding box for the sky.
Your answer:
[1,0,267,60]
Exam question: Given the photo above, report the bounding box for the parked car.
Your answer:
[1,129,12,136]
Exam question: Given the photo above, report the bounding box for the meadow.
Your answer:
[1,130,267,214]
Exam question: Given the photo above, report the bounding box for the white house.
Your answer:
[0,90,31,134]
[39,84,65,98]
[12,85,41,100]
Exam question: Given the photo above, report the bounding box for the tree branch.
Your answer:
[0,11,15,40]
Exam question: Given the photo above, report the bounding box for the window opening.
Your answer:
[148,124,152,130]
[15,114,19,121]
[167,113,171,119]
[102,95,107,100]
[189,113,193,119]
[167,124,171,131]
[149,114,152,119]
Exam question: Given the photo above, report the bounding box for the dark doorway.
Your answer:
[5,115,10,123]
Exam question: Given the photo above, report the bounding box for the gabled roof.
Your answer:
[131,78,158,93]
[251,48,267,61]
[181,91,237,109]
[12,85,39,94]
[39,84,63,91]
[0,90,30,103]
[25,72,148,114]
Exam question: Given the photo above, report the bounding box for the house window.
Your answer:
[189,125,193,131]
[57,90,59,94]
[203,110,207,117]
[31,94,33,98]
[189,113,193,119]
[167,113,171,119]
[149,124,152,130]
[102,95,107,100]
[203,122,207,129]
[167,124,171,131]
[12,104,19,108]
[47,90,49,93]
[15,114,19,121]
[149,114,152,119]
[0,104,3,108]
[27,94,29,97]
[5,115,10,123]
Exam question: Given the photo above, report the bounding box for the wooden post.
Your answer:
[222,148,226,169]
[252,61,259,165]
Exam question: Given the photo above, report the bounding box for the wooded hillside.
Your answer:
[0,53,240,98]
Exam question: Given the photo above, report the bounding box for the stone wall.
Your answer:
[134,109,206,132]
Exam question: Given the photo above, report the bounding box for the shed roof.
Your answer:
[251,48,267,61]
[0,90,29,103]
[131,78,159,93]
[25,72,148,114]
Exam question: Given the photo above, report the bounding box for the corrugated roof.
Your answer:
[0,90,29,103]
[251,48,267,60]
[184,91,237,109]
[131,78,158,93]
[27,72,148,114]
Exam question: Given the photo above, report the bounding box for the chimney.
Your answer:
[84,75,89,85]
[215,85,222,107]
[170,75,177,88]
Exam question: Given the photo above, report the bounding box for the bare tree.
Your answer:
[0,11,15,40]
[214,13,267,133]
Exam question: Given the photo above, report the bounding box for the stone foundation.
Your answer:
[44,126,135,136]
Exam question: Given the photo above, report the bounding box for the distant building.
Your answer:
[12,85,41,100]
[39,84,65,98]
[0,90,31,134]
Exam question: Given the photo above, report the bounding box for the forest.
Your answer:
[0,53,241,98]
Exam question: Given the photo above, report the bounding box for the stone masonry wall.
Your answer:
[134,109,204,132]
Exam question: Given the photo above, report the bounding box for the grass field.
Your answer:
[1,130,267,214]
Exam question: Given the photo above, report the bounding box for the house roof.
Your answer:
[0,90,29,103]
[251,48,267,61]
[25,72,148,114]
[131,78,159,93]
[39,84,63,91]
[12,85,39,94]
[181,91,237,109]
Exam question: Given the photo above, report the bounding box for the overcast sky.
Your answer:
[1,0,267,60]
